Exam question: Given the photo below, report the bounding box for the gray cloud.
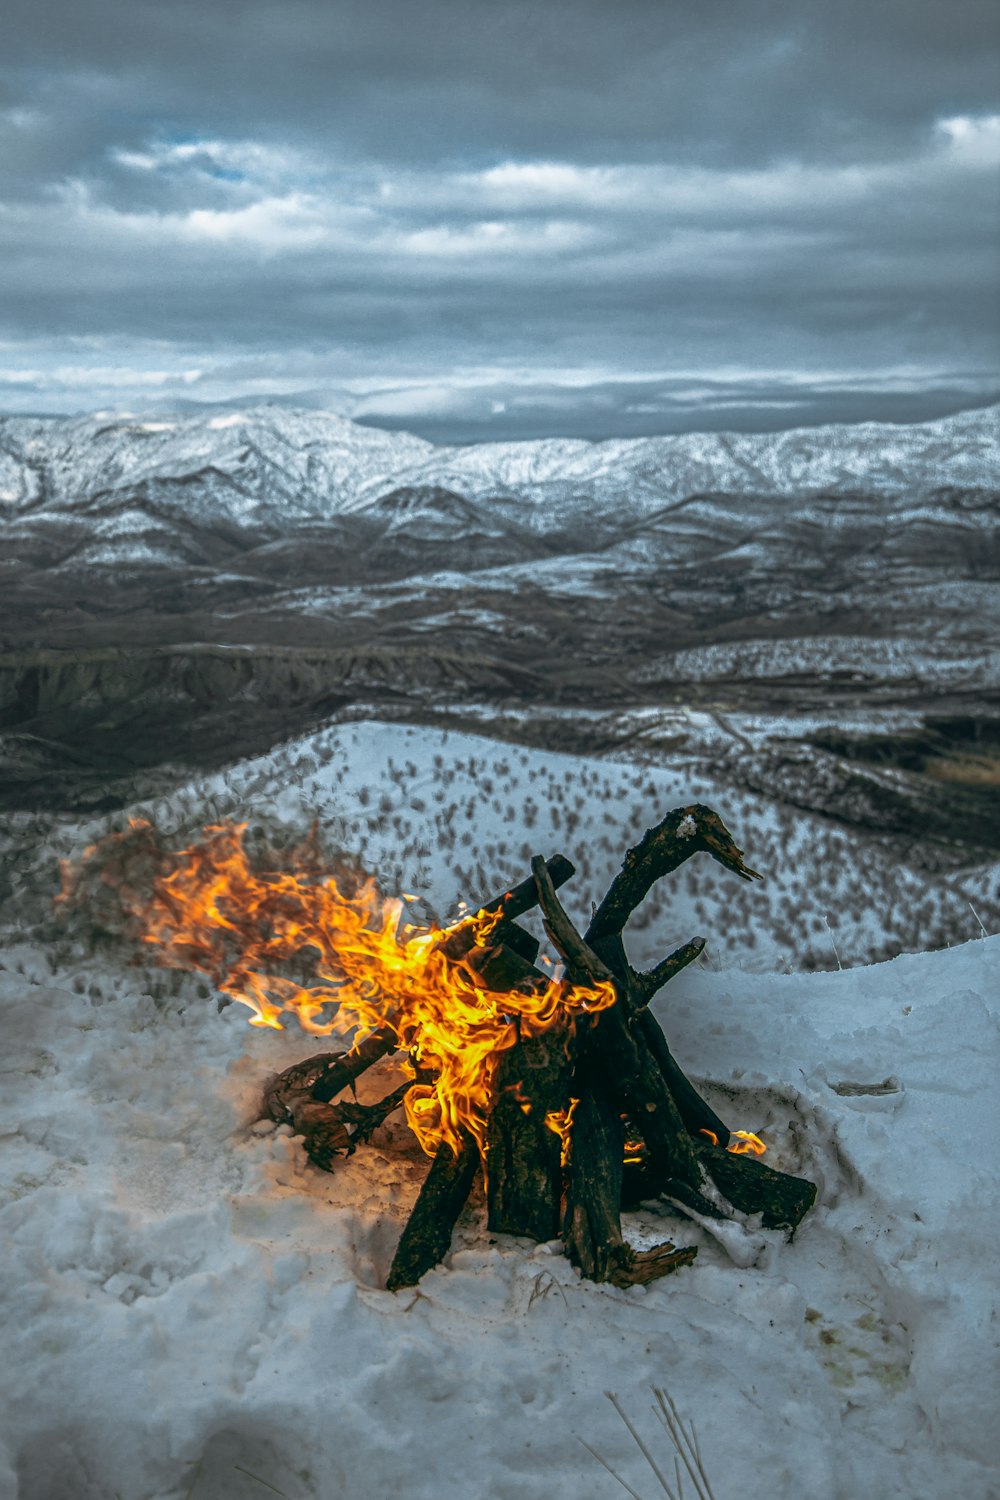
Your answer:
[0,0,997,437]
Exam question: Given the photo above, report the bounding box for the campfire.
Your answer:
[59,805,816,1289]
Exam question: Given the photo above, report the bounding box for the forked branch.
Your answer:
[587,805,761,945]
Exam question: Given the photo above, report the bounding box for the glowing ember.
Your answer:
[700,1127,767,1156]
[59,820,615,1160]
[507,1079,534,1116]
[623,1135,645,1165]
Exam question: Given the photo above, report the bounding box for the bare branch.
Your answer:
[635,937,706,1007]
[436,853,575,960]
[311,1027,398,1103]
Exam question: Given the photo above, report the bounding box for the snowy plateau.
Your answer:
[0,405,998,1499]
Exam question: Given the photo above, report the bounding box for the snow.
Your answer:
[1,722,998,1500]
[1,930,996,1500]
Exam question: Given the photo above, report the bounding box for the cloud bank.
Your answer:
[1,0,997,438]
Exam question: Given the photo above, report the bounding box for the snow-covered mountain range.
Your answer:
[1,401,996,539]
[0,401,996,613]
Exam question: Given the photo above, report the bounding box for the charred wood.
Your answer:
[563,1070,696,1286]
[531,855,712,1201]
[530,855,616,986]
[634,1011,731,1147]
[287,1080,416,1173]
[635,938,707,1007]
[486,1022,573,1241]
[264,1030,399,1124]
[462,925,575,1242]
[561,1075,627,1281]
[311,1027,399,1103]
[533,834,815,1232]
[693,1141,817,1231]
[492,919,540,966]
[436,854,574,962]
[386,1131,480,1291]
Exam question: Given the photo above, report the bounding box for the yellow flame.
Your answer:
[60,821,615,1161]
[623,1135,645,1165]
[507,1079,533,1116]
[728,1130,766,1156]
[700,1126,767,1156]
[544,1097,580,1168]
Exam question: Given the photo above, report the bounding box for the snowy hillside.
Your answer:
[5,713,996,999]
[1,742,996,1498]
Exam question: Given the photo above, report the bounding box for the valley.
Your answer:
[1,402,997,962]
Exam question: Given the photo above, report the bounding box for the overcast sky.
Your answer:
[1,0,998,440]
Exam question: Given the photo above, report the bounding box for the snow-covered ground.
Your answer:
[2,720,998,1500]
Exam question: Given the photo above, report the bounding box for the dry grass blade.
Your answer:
[652,1388,718,1500]
[578,1436,649,1500]
[580,1385,722,1500]
[233,1464,288,1496]
[607,1391,683,1500]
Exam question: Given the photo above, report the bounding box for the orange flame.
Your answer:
[60,820,615,1161]
[700,1127,766,1156]
[623,1135,645,1165]
[544,1097,580,1167]
[507,1079,534,1116]
[728,1130,767,1156]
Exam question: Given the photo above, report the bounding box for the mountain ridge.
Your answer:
[1,402,996,533]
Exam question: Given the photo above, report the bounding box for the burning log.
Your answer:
[485,1020,573,1242]
[690,1138,817,1231]
[387,1130,480,1291]
[560,1064,698,1287]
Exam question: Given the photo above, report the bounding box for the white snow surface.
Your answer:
[2,931,997,1500]
[2,721,999,1500]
